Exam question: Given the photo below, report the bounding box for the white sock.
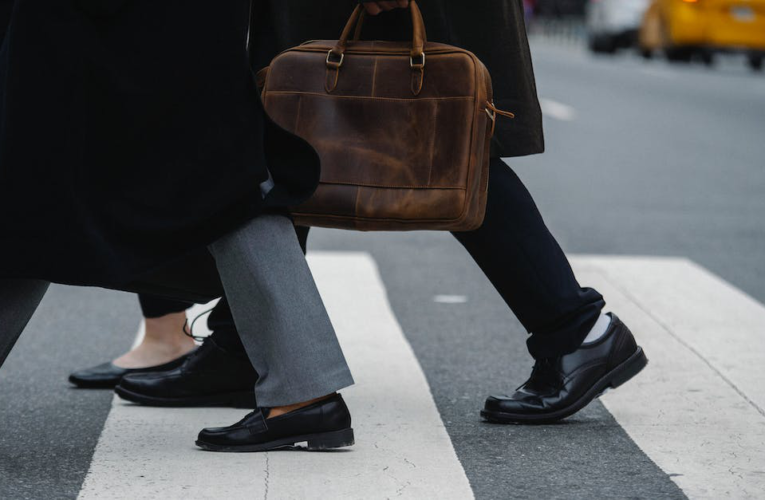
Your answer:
[583,313,612,344]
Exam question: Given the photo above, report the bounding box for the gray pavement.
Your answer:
[517,41,765,304]
[1,41,763,499]
[0,287,137,499]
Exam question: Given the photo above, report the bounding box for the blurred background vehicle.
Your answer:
[638,0,765,69]
[586,0,652,53]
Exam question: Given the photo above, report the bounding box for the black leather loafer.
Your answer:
[196,393,354,452]
[114,337,257,408]
[481,313,647,424]
[68,352,192,389]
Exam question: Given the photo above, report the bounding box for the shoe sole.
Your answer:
[114,385,257,409]
[195,428,355,453]
[480,346,648,425]
[69,376,122,389]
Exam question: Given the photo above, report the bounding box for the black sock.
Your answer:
[206,298,246,354]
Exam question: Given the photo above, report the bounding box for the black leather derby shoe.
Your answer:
[115,337,257,408]
[482,313,647,424]
[196,393,354,452]
[68,353,192,389]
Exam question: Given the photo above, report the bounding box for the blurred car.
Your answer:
[587,0,652,53]
[638,0,765,69]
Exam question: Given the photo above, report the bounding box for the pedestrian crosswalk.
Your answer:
[76,253,765,499]
[78,253,473,500]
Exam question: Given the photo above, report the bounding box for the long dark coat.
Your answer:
[0,0,319,296]
[0,0,543,300]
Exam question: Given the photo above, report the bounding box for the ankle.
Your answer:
[137,335,195,356]
[144,312,193,346]
[112,329,196,369]
[267,394,336,419]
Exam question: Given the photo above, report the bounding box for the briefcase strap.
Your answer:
[325,0,427,95]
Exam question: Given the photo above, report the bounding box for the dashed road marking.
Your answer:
[540,98,577,121]
[433,295,468,304]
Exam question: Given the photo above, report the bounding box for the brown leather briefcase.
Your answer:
[258,1,514,231]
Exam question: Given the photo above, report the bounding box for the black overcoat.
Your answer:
[0,0,543,299]
[0,0,319,295]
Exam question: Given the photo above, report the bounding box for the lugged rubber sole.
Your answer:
[115,385,257,409]
[195,428,355,453]
[480,346,648,425]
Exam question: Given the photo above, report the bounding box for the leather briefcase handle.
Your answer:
[326,1,427,95]
[352,11,366,42]
[327,0,427,66]
[350,4,428,48]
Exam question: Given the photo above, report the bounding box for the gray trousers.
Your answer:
[0,215,353,407]
[208,215,354,406]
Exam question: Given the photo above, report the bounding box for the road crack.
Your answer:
[263,452,270,500]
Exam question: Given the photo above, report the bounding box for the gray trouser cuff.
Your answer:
[256,368,355,408]
[209,215,355,408]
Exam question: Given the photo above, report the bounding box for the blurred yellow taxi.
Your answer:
[639,0,765,69]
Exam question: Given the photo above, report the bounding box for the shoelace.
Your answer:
[523,357,562,389]
[183,307,216,342]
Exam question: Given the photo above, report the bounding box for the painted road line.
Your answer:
[571,256,765,499]
[433,295,469,304]
[78,252,473,500]
[540,98,577,121]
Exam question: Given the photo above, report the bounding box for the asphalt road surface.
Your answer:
[1,40,763,499]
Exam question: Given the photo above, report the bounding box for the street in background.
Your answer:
[586,0,650,53]
[536,0,765,69]
[639,0,765,69]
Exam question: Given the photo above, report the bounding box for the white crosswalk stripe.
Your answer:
[539,98,577,121]
[572,256,765,499]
